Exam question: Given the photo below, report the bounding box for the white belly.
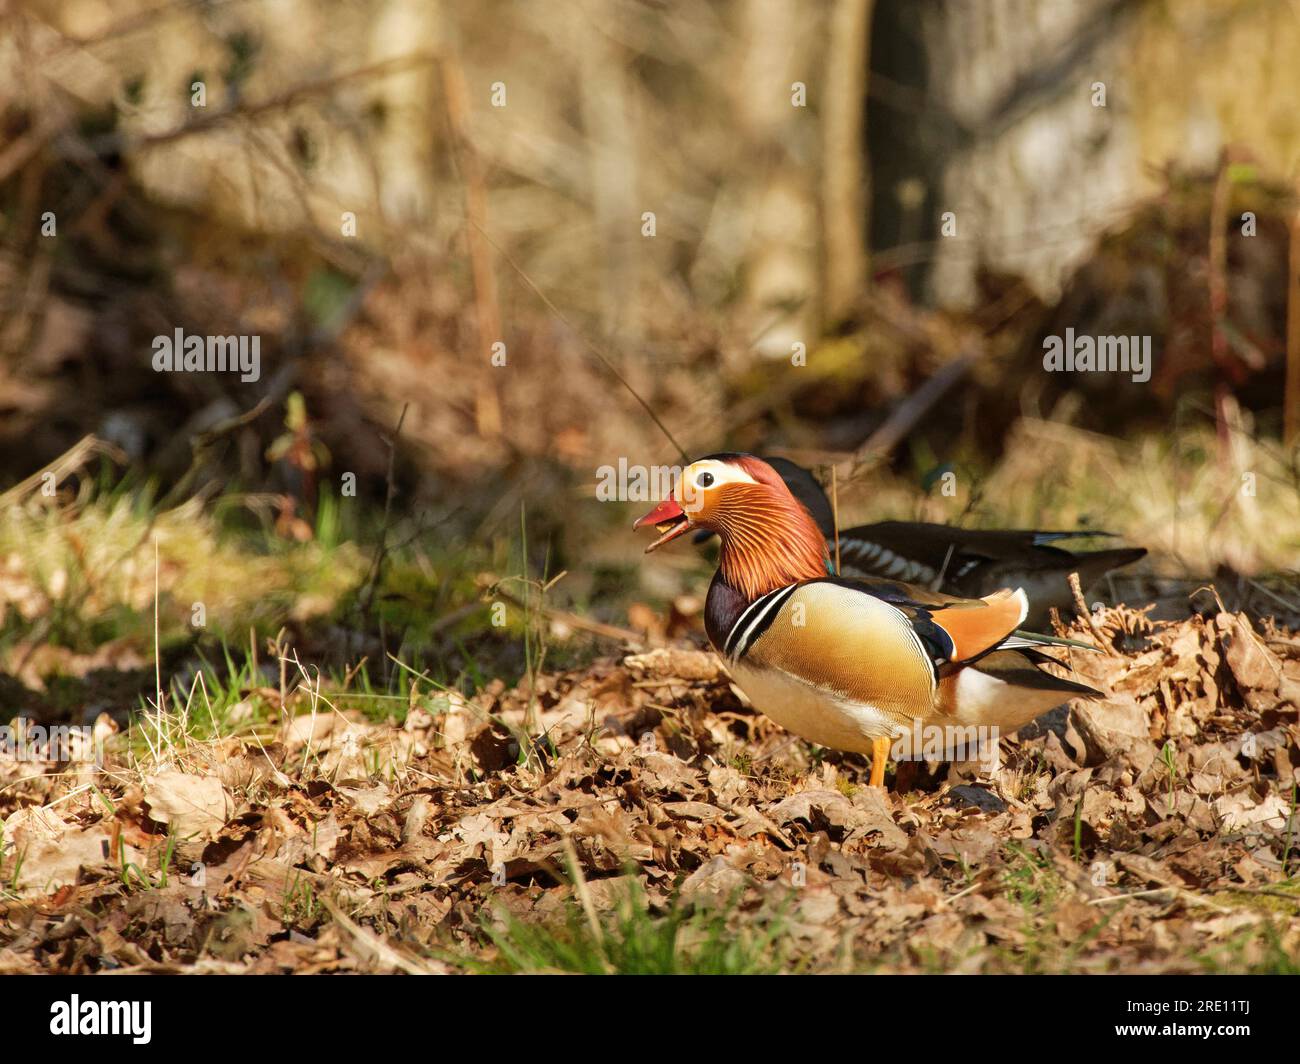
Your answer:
[731,660,904,754]
[936,667,1069,732]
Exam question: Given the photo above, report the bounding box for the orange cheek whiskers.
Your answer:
[714,490,828,600]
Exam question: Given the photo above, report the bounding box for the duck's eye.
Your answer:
[696,471,715,488]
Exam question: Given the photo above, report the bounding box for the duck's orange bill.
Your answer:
[634,497,691,553]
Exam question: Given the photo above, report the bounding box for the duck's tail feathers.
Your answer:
[973,647,1103,698]
[1001,628,1103,652]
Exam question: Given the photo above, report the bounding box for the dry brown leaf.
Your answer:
[1071,695,1151,765]
[1217,613,1283,703]
[11,826,141,899]
[1214,789,1290,831]
[623,647,722,682]
[1,804,68,849]
[337,782,392,816]
[767,788,907,848]
[143,769,232,840]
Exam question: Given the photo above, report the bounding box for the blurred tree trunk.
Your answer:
[822,0,872,326]
[894,0,1138,307]
[1286,204,1300,444]
[576,11,639,346]
[732,0,823,359]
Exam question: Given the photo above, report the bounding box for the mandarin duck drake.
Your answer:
[637,454,1101,787]
[709,457,1146,630]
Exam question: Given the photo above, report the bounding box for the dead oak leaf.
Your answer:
[10,826,141,899]
[144,769,233,841]
[1214,790,1290,832]
[1216,613,1283,706]
[451,812,509,864]
[336,782,392,816]
[623,647,722,683]
[636,751,704,796]
[1070,695,1152,766]
[1,805,68,849]
[766,788,907,848]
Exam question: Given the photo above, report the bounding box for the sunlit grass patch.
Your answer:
[989,843,1118,974]
[1000,842,1060,908]
[1196,918,1300,974]
[469,878,789,975]
[0,484,367,658]
[1209,879,1300,918]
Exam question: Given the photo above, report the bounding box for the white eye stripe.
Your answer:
[682,460,758,491]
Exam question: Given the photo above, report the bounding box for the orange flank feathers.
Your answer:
[929,588,1029,663]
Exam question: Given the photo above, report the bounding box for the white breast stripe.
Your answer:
[725,583,799,660]
[724,586,786,658]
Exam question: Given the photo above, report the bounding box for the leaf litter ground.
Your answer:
[1,604,1297,974]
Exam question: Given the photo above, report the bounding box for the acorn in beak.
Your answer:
[633,497,691,553]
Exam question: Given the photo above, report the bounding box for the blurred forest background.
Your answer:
[2,0,1300,712]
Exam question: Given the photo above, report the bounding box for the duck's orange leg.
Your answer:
[869,736,890,788]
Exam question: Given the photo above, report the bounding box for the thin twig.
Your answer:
[81,53,440,156]
[1087,887,1232,913]
[1069,571,1107,646]
[0,434,125,509]
[830,464,841,574]
[354,404,410,683]
[318,896,436,975]
[158,395,275,510]
[469,220,690,463]
[842,347,979,473]
[1212,884,1300,903]
[441,57,503,437]
[493,586,643,645]
[357,403,409,618]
